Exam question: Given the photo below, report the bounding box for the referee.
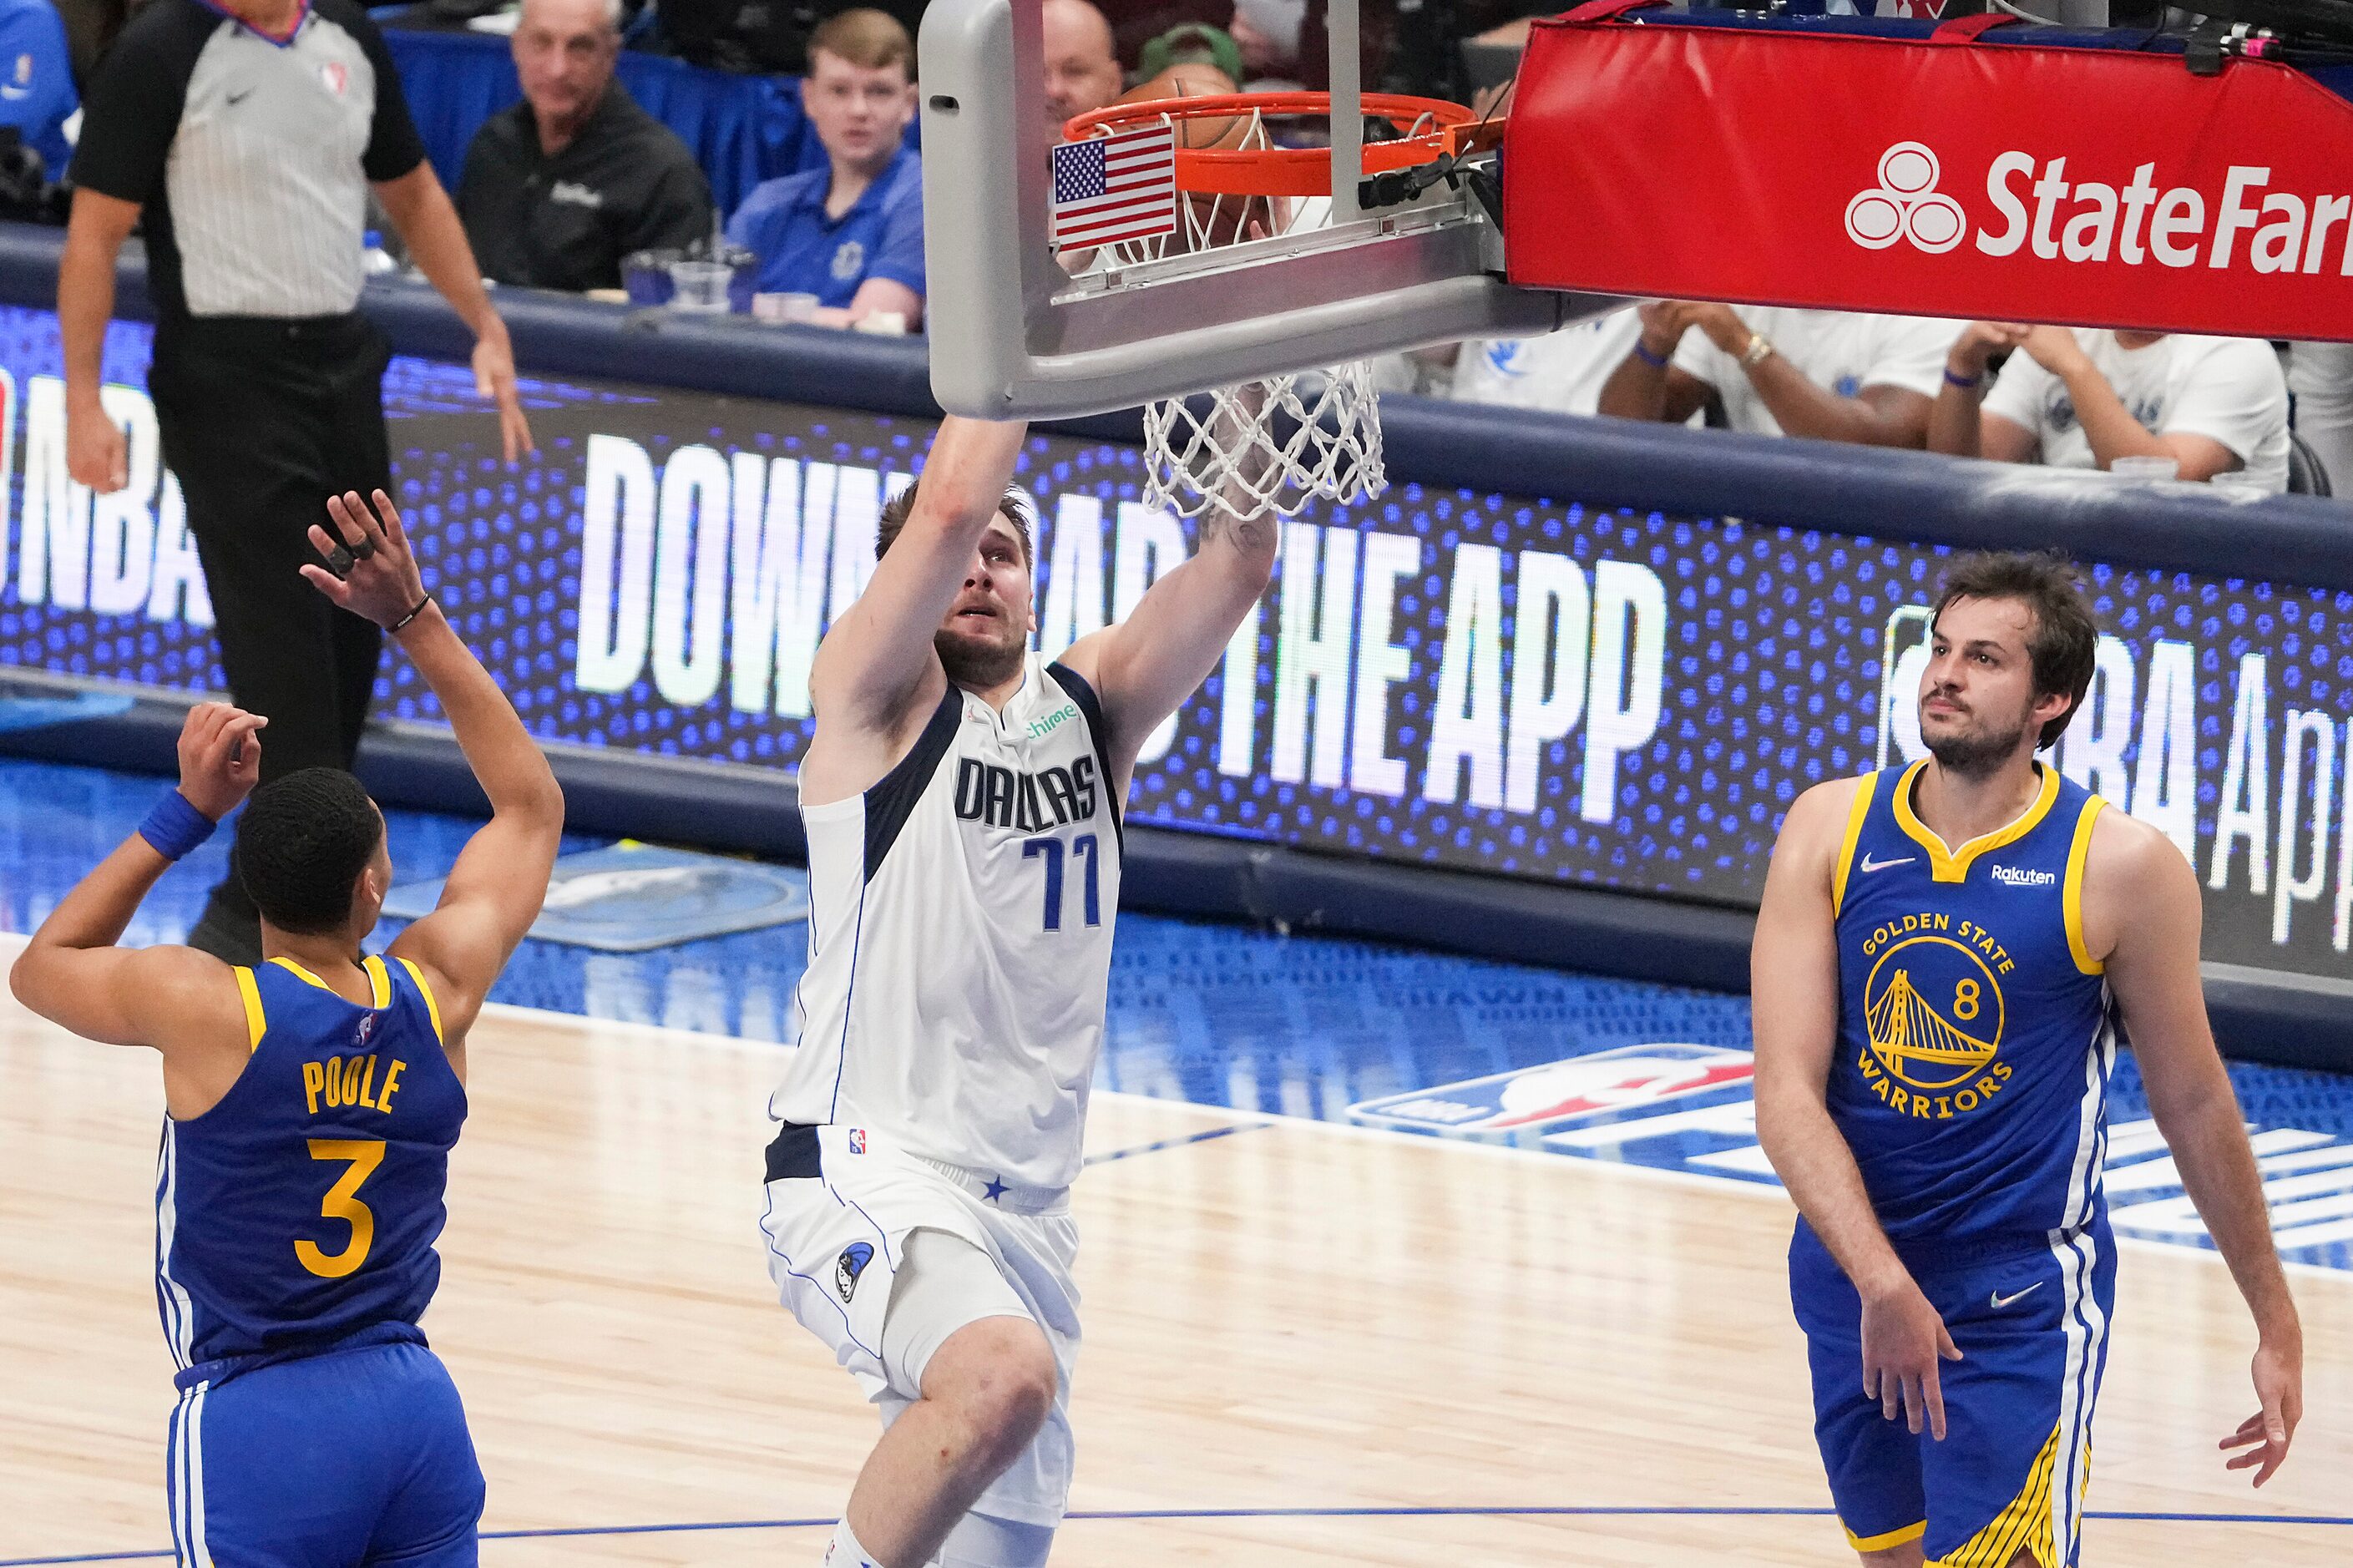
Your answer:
[59,0,533,964]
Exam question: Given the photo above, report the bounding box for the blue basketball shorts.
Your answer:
[1789,1218,2115,1566]
[164,1340,484,1567]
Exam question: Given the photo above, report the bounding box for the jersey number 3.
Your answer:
[1024,833,1101,932]
[296,1138,387,1279]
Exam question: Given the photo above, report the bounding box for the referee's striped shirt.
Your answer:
[69,0,426,321]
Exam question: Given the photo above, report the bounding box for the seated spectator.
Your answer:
[1098,0,1228,73]
[1597,303,1947,445]
[1932,325,2290,492]
[0,0,77,182]
[727,8,923,327]
[2287,341,2348,496]
[1137,20,1242,87]
[458,0,714,293]
[1450,306,1651,417]
[1044,0,1125,135]
[1227,0,1391,91]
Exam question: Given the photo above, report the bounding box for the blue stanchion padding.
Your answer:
[0,690,135,732]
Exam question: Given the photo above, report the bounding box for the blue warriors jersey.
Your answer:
[155,954,465,1383]
[1825,761,2118,1262]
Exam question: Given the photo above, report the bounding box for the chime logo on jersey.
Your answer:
[1861,933,2011,1113]
[954,756,1100,832]
[835,1242,873,1302]
[1348,1043,1755,1137]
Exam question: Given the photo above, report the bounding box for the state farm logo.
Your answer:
[1842,142,2345,277]
[1845,142,1968,254]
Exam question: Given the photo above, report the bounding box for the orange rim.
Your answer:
[1062,91,1489,200]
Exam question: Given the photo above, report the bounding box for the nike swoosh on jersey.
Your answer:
[1990,1281,2046,1310]
[1859,852,1915,873]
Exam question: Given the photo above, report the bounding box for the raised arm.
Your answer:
[1753,777,1960,1441]
[2085,811,2301,1485]
[9,703,260,1068]
[1053,472,1277,785]
[303,491,563,1044]
[807,415,1028,741]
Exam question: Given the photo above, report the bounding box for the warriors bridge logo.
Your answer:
[1861,922,2011,1117]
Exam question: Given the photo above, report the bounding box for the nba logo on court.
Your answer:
[1349,1044,1756,1138]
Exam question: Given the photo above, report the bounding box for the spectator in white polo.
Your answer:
[1450,306,1652,417]
[1930,325,2290,492]
[1596,303,1948,446]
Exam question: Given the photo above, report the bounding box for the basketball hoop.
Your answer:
[1060,91,1489,521]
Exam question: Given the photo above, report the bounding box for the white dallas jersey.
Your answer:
[773,655,1122,1191]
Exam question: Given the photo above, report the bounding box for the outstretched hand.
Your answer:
[175,701,266,821]
[1860,1275,1963,1442]
[2222,1337,2302,1486]
[301,490,431,630]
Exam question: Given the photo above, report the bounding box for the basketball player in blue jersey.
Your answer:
[1753,552,2301,1568]
[759,414,1277,1568]
[10,489,563,1566]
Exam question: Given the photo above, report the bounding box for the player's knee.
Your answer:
[928,1316,1055,1464]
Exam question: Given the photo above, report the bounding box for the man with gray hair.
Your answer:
[457,0,713,293]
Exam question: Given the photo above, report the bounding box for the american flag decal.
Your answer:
[1050,125,1178,250]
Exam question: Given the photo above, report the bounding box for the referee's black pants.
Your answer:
[149,312,394,962]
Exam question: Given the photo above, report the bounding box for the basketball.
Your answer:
[1115,62,1247,150]
[1112,62,1268,250]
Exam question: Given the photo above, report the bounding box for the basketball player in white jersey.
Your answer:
[760,415,1277,1568]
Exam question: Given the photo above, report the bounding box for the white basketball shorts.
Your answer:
[759,1120,1081,1527]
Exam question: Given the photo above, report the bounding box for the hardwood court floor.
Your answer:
[3,984,2348,1566]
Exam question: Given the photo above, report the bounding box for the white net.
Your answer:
[1062,99,1436,523]
[1141,364,1386,523]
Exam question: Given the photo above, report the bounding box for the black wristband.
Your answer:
[389,594,434,634]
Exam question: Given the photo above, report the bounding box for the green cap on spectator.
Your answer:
[1137,23,1245,89]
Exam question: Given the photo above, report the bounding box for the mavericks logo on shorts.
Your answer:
[836,1242,873,1302]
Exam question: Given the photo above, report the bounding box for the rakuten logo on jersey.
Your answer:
[1850,143,2348,276]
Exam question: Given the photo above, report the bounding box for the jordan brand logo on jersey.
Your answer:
[954,756,1100,832]
[835,1242,873,1302]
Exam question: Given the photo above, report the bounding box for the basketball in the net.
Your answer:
[1115,63,1247,149]
[1114,63,1266,250]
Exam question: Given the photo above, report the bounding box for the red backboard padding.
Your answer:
[1503,16,2353,342]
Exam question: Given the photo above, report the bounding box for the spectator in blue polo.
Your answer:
[727,8,923,329]
[0,0,77,182]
